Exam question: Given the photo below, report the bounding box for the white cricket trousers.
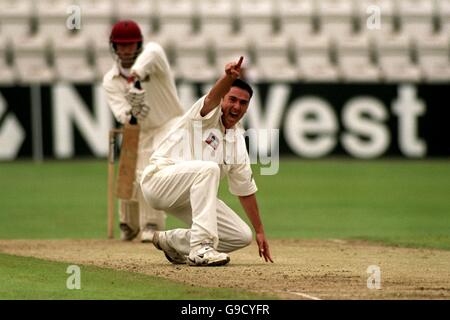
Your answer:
[140,160,253,255]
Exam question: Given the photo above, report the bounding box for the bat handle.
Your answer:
[134,80,142,90]
[129,80,141,125]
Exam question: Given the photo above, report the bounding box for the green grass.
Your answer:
[0,160,110,239]
[0,253,273,300]
[1,159,450,299]
[1,159,450,249]
[245,159,450,250]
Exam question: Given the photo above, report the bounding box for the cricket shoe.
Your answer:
[119,223,139,241]
[187,241,230,266]
[152,231,187,265]
[141,223,158,243]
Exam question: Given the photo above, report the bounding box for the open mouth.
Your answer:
[230,111,239,119]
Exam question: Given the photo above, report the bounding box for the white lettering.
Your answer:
[53,84,113,158]
[66,265,81,290]
[244,85,288,157]
[181,304,215,317]
[392,85,426,157]
[367,265,381,289]
[341,97,389,158]
[0,93,25,159]
[66,5,81,30]
[366,5,381,30]
[284,97,337,158]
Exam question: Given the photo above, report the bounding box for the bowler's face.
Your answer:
[221,87,250,129]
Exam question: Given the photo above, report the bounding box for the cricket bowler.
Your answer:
[140,57,273,266]
[103,20,184,242]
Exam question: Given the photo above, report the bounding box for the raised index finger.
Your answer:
[236,56,244,68]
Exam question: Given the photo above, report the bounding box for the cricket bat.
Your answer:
[115,81,141,200]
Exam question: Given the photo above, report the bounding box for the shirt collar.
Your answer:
[110,63,129,80]
[111,63,120,77]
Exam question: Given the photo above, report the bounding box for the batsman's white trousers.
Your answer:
[140,161,253,254]
[120,117,180,232]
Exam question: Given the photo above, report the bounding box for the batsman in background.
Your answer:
[103,20,184,242]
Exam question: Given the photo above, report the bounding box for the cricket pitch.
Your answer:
[0,239,449,300]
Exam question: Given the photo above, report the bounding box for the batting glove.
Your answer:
[125,84,146,108]
[129,103,150,121]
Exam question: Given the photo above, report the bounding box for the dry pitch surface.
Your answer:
[0,239,449,300]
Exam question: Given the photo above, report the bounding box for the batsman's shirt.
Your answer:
[103,42,184,131]
[144,95,258,197]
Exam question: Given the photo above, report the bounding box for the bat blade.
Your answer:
[115,123,140,200]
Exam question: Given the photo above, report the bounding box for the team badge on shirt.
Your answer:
[205,133,220,150]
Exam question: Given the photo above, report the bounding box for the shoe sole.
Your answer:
[119,224,139,241]
[153,231,187,265]
[152,231,162,250]
[187,256,230,267]
[164,252,187,265]
[120,231,139,241]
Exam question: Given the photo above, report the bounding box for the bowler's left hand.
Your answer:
[256,232,274,263]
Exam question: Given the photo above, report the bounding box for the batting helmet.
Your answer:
[110,20,143,44]
[109,20,143,67]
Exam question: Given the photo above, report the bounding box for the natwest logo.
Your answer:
[238,84,427,159]
[0,93,25,160]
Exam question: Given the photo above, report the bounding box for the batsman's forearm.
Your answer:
[103,84,132,125]
[201,74,235,116]
[239,194,265,234]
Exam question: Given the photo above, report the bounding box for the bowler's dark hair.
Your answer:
[231,79,253,98]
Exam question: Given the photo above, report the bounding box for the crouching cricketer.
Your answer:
[140,57,273,266]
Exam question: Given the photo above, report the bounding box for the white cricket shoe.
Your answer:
[152,231,187,265]
[119,223,139,241]
[141,223,157,243]
[187,241,230,266]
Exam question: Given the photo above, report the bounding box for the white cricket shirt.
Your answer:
[103,42,184,131]
[147,95,258,197]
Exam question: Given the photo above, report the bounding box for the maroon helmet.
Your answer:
[110,20,143,44]
[109,20,143,66]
